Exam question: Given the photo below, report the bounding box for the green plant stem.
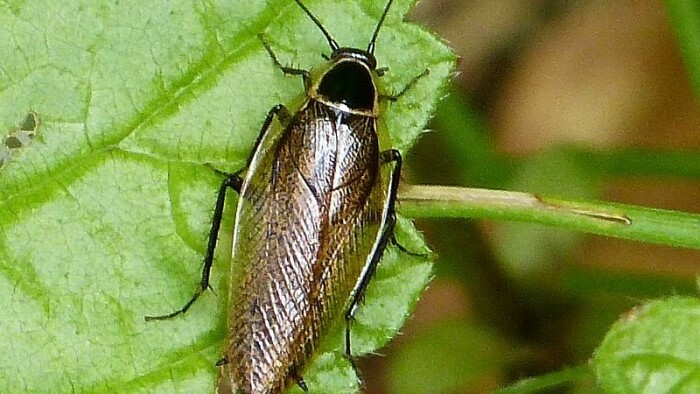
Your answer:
[494,364,594,394]
[399,185,700,250]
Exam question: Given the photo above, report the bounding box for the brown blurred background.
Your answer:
[360,0,700,392]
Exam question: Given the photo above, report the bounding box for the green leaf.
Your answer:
[665,0,700,99]
[593,297,700,393]
[0,0,454,392]
[389,320,528,394]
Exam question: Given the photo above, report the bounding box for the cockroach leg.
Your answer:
[144,174,241,321]
[343,149,402,358]
[259,34,311,87]
[379,68,429,102]
[144,102,293,321]
[389,234,428,257]
[291,367,309,392]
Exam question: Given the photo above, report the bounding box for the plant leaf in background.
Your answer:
[665,0,700,98]
[389,320,529,393]
[593,297,700,393]
[0,0,454,392]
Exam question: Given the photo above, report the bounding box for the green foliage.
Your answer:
[2,0,699,393]
[412,90,700,393]
[594,297,700,393]
[665,0,700,98]
[0,0,453,392]
[389,320,528,394]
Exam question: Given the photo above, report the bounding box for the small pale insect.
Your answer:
[146,1,427,392]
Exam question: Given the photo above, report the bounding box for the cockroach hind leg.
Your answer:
[342,335,366,392]
[297,378,309,392]
[344,313,355,358]
[291,367,308,392]
[343,313,366,389]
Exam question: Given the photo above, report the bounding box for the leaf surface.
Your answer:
[0,0,455,392]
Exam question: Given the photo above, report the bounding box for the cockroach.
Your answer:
[147,0,427,392]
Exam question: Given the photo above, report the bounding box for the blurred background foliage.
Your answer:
[359,0,700,392]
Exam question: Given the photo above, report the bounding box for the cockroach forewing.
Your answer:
[216,100,390,393]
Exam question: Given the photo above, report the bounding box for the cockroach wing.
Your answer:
[217,99,390,394]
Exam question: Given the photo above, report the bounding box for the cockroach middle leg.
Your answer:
[145,104,291,321]
[145,174,241,321]
[343,149,402,366]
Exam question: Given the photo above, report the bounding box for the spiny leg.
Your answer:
[390,233,428,257]
[259,34,310,86]
[377,68,429,254]
[389,221,431,257]
[145,174,241,321]
[145,104,291,321]
[291,366,309,392]
[241,104,292,168]
[343,149,403,376]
